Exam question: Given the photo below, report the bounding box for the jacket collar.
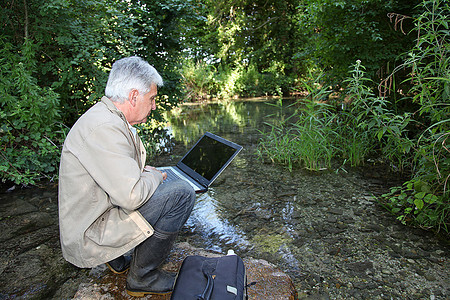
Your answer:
[100,96,128,123]
[100,96,144,165]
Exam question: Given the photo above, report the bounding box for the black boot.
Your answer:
[105,255,131,274]
[126,229,178,297]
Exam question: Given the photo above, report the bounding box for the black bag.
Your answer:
[171,254,246,300]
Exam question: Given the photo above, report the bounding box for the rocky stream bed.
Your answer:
[0,157,448,299]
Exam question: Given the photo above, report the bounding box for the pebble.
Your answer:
[425,273,437,281]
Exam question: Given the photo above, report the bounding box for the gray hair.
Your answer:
[105,56,163,103]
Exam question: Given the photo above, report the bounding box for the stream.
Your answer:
[0,98,448,299]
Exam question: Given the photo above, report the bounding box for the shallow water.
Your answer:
[152,98,449,299]
[159,98,391,251]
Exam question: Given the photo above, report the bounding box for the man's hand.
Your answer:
[144,166,167,181]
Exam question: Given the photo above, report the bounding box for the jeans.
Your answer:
[138,179,196,233]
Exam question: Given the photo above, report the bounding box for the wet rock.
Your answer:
[424,273,437,282]
[327,247,341,256]
[0,199,37,218]
[73,242,297,300]
[346,261,374,273]
[365,223,383,232]
[326,215,337,223]
[254,207,273,220]
[277,190,297,198]
[328,208,343,215]
[353,208,366,216]
[0,211,54,243]
[299,291,330,299]
[325,227,345,235]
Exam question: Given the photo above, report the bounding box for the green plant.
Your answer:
[181,60,218,100]
[381,178,448,233]
[257,85,339,171]
[344,60,414,170]
[334,113,372,167]
[0,39,67,185]
[377,0,449,233]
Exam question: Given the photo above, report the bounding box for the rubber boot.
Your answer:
[126,229,178,297]
[105,255,131,274]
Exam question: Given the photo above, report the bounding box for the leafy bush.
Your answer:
[0,40,67,184]
[181,60,294,100]
[343,60,414,171]
[181,60,218,100]
[299,0,420,86]
[1,0,195,185]
[377,0,449,233]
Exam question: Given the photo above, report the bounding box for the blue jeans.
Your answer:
[138,179,195,233]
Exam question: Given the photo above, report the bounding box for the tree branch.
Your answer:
[23,0,28,39]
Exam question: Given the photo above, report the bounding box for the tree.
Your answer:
[298,0,421,88]
[0,0,197,184]
[196,0,306,95]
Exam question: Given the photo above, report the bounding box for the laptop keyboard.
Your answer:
[158,167,203,191]
[160,168,179,183]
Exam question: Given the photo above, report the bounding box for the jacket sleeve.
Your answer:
[70,121,163,211]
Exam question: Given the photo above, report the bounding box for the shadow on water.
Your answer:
[153,98,450,299]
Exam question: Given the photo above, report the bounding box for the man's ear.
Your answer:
[128,89,139,107]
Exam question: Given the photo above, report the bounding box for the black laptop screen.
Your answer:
[180,134,239,181]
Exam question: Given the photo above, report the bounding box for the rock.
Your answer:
[326,215,337,223]
[424,273,437,282]
[254,208,273,220]
[328,208,343,215]
[346,261,374,273]
[73,242,297,300]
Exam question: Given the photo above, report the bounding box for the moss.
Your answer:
[251,233,291,254]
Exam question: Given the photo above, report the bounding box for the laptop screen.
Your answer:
[179,133,242,183]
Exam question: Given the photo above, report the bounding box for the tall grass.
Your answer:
[258,0,449,233]
[257,96,339,171]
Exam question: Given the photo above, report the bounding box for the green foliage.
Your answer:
[0,0,200,185]
[180,0,421,99]
[180,59,292,100]
[377,0,449,233]
[299,0,420,86]
[0,39,67,184]
[135,0,203,115]
[179,0,302,99]
[405,0,450,125]
[381,178,448,232]
[181,60,219,100]
[2,0,146,125]
[257,94,338,171]
[344,60,414,171]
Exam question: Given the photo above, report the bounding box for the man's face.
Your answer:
[132,84,158,125]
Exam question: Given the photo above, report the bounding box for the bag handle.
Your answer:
[196,259,217,300]
[197,272,214,300]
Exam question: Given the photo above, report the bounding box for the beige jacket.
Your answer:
[58,97,163,268]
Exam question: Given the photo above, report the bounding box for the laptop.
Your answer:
[157,132,243,193]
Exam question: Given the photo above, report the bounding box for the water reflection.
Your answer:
[162,97,299,253]
[163,98,296,145]
[159,98,449,298]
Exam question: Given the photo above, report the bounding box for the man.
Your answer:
[58,56,195,297]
